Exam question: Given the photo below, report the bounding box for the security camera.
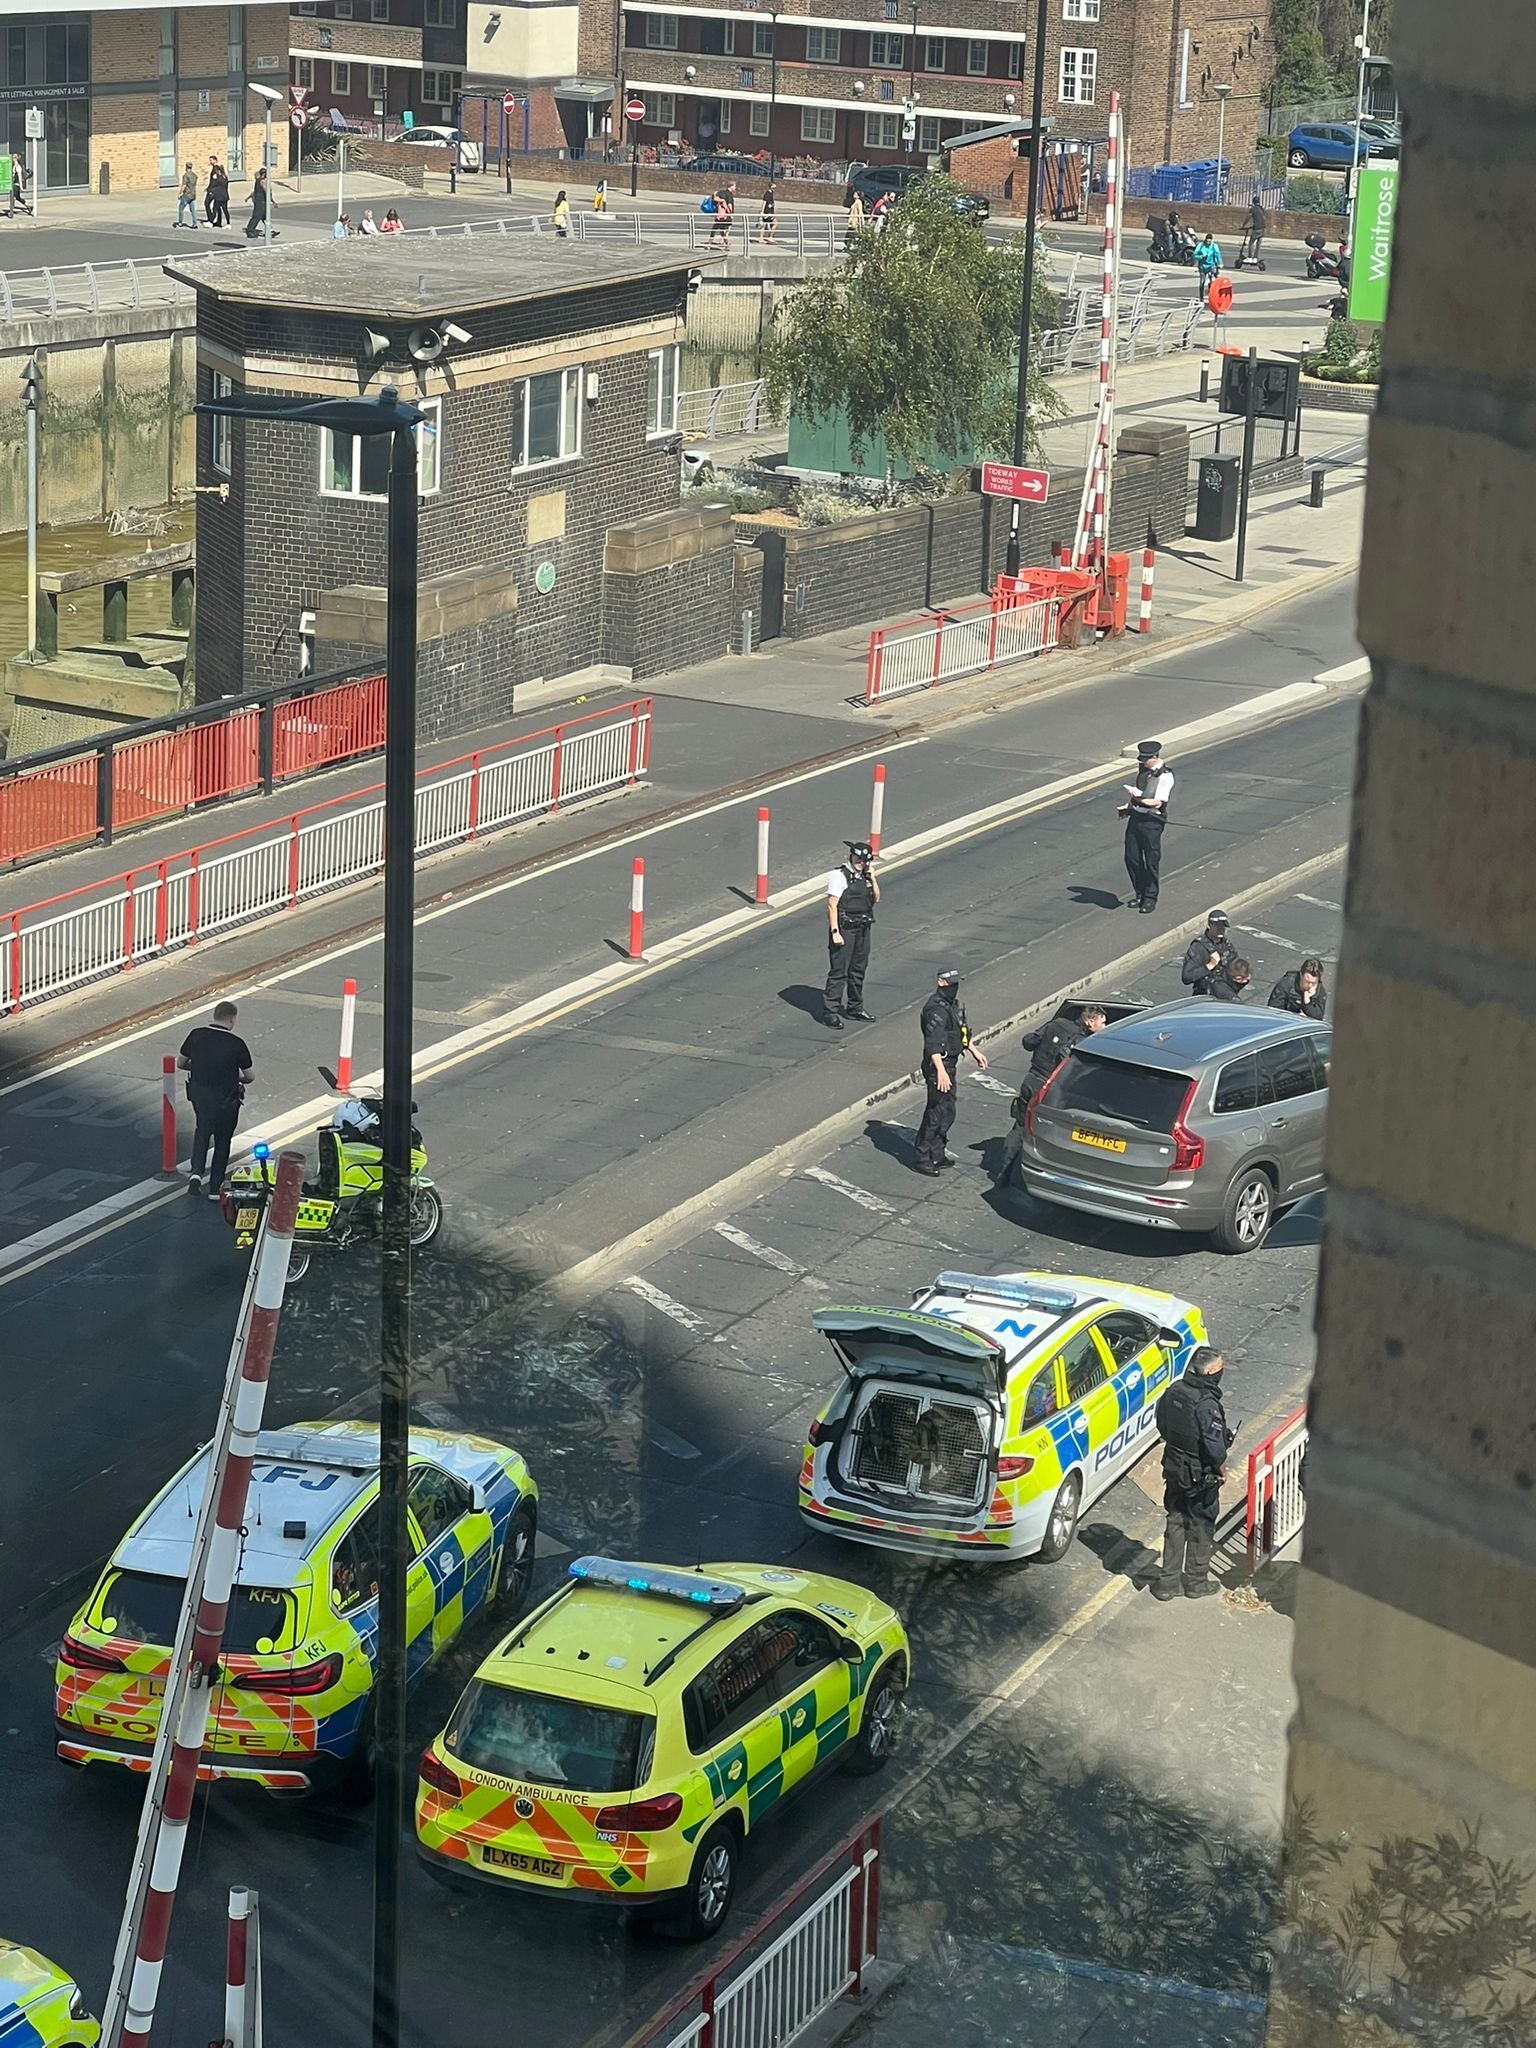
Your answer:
[686,268,703,294]
[441,321,473,345]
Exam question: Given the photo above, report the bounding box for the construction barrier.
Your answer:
[337,978,358,1091]
[868,762,886,855]
[1138,544,1156,632]
[628,857,646,959]
[1246,1404,1308,1573]
[755,808,771,906]
[864,595,1059,706]
[1,700,652,1017]
[161,1055,177,1175]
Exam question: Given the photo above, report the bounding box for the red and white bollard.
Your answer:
[1138,544,1156,633]
[161,1055,177,1177]
[869,762,886,857]
[628,857,645,960]
[755,807,770,906]
[336,977,357,1092]
[225,1886,258,2048]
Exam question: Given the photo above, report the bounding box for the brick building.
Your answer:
[287,0,471,138]
[168,239,736,734]
[0,3,287,196]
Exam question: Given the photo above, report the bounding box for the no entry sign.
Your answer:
[503,93,518,117]
[980,461,1050,504]
[625,97,647,122]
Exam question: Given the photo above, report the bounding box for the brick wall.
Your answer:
[733,543,764,649]
[85,4,285,195]
[289,17,425,63]
[602,502,738,676]
[1098,197,1348,242]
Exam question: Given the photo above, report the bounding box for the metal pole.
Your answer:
[1235,342,1258,583]
[1348,0,1372,271]
[629,108,639,199]
[769,11,779,179]
[371,405,418,2048]
[264,107,272,245]
[1003,0,1050,580]
[24,366,38,660]
[449,89,459,194]
[1215,91,1227,206]
[337,134,346,222]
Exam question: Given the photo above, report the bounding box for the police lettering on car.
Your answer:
[822,841,880,1029]
[913,970,989,1175]
[1119,739,1174,913]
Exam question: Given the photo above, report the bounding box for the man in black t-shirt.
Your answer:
[178,1000,254,1197]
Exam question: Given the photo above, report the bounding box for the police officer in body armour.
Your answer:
[913,969,989,1175]
[822,841,880,1028]
[1119,738,1174,912]
[1152,1344,1236,1599]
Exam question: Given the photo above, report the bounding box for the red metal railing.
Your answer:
[0,753,100,865]
[1245,1404,1308,1573]
[271,674,387,782]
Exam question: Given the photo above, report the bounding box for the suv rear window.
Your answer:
[448,1680,653,1794]
[97,1570,298,1654]
[1048,1052,1192,1132]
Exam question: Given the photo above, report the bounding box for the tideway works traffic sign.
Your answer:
[1348,160,1399,325]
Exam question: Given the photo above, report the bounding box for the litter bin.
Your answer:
[1194,453,1239,541]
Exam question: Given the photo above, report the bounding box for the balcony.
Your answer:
[623,47,1015,117]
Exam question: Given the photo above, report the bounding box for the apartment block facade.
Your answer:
[287,0,470,134]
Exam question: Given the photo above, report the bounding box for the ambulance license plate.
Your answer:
[483,1847,564,1879]
[236,1207,259,1230]
[1071,1128,1126,1153]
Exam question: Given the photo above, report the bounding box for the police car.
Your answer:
[799,1272,1207,1561]
[416,1556,909,1938]
[0,1941,99,2046]
[56,1421,537,1796]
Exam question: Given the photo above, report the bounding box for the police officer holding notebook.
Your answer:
[1119,739,1174,912]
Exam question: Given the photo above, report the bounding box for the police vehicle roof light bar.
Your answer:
[932,1273,1080,1314]
[567,1558,747,1611]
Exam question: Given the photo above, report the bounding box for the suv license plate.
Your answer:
[483,1847,565,1879]
[1071,1129,1126,1153]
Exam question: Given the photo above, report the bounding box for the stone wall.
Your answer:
[601,500,738,678]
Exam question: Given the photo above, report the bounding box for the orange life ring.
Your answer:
[1208,274,1234,314]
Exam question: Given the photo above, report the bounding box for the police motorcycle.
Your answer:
[220,1067,442,1283]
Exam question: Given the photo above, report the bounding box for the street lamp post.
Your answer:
[1004,0,1050,581]
[247,79,282,245]
[1213,82,1232,206]
[1348,0,1373,274]
[199,382,423,2048]
[768,8,779,180]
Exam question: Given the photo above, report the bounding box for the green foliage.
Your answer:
[1270,0,1394,100]
[1285,174,1350,216]
[1304,319,1380,383]
[1257,134,1288,177]
[764,179,1062,485]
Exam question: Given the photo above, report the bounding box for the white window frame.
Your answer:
[748,100,770,135]
[370,0,389,17]
[923,34,945,70]
[294,2,316,12]
[368,63,387,97]
[295,57,314,88]
[721,20,736,53]
[331,60,351,93]
[510,368,582,473]
[645,92,675,126]
[1063,0,1100,19]
[753,20,774,55]
[916,114,941,153]
[334,0,352,17]
[717,100,732,131]
[646,344,679,438]
[1006,41,1022,77]
[644,13,679,49]
[966,38,989,74]
[869,31,904,67]
[424,0,457,22]
[211,372,234,477]
[800,104,837,142]
[322,397,441,499]
[804,25,841,63]
[1059,45,1096,102]
[863,110,901,148]
[422,69,460,104]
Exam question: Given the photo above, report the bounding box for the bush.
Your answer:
[1304,318,1380,383]
[1256,135,1288,178]
[1283,173,1348,216]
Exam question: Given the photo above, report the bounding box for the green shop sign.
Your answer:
[1348,161,1399,325]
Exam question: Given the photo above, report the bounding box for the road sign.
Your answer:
[625,97,646,122]
[24,106,43,140]
[289,82,308,104]
[1348,159,1399,324]
[290,109,307,129]
[503,92,518,117]
[980,461,1050,504]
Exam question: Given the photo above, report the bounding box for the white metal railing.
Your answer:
[865,595,1058,706]
[1246,1406,1308,1571]
[679,379,782,439]
[2,701,650,1016]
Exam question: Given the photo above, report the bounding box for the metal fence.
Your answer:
[865,594,1058,706]
[678,379,782,439]
[1246,1405,1307,1572]
[1,699,651,1015]
[1038,273,1200,374]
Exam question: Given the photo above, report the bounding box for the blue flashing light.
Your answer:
[934,1271,1079,1314]
[253,1142,271,1160]
[567,1557,746,1612]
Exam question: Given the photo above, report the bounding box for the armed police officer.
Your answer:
[1152,1345,1234,1599]
[913,968,988,1175]
[994,1004,1106,1186]
[1181,908,1235,994]
[1118,739,1174,912]
[822,841,880,1029]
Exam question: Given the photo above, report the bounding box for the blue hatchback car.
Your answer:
[1287,122,1396,169]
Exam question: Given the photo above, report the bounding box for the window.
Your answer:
[699,18,733,53]
[371,0,390,17]
[870,31,904,67]
[1059,45,1097,102]
[1213,1053,1265,1115]
[365,62,386,96]
[1060,1327,1108,1406]
[1094,1310,1158,1367]
[717,100,732,131]
[424,0,458,22]
[210,372,234,476]
[331,61,351,92]
[1007,40,1022,76]
[225,89,245,171]
[1022,1361,1059,1424]
[646,344,679,436]
[408,1464,473,1549]
[511,369,581,470]
[158,8,176,78]
[749,100,770,135]
[805,25,841,62]
[331,1506,380,1616]
[917,114,941,152]
[645,92,675,126]
[773,1611,838,1690]
[923,35,946,70]
[1047,1053,1192,1133]
[685,1617,800,1750]
[450,1679,652,1792]
[295,2,316,11]
[324,398,441,498]
[1312,1031,1331,1088]
[226,6,245,76]
[100,1570,298,1654]
[753,20,775,55]
[800,104,837,142]
[1257,1038,1324,1103]
[644,13,678,48]
[422,69,460,103]
[1064,0,1100,17]
[966,38,989,73]
[295,57,314,88]
[335,0,353,17]
[863,110,902,148]
[158,91,177,188]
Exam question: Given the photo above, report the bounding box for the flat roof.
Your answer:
[163,237,713,319]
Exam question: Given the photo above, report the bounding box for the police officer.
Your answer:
[1152,1344,1234,1599]
[994,1004,1106,1185]
[1181,909,1235,994]
[913,969,989,1175]
[1118,739,1174,912]
[822,841,880,1028]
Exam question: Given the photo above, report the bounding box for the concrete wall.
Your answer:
[1266,0,1536,2037]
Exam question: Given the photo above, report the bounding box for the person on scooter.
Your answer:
[1241,196,1267,266]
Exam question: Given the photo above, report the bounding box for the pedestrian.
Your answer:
[1210,956,1252,1001]
[206,157,230,226]
[913,969,989,1176]
[178,1000,254,1199]
[8,149,29,216]
[1151,1344,1234,1600]
[176,160,200,230]
[1241,195,1267,266]
[822,840,880,1029]
[1269,956,1327,1019]
[845,190,865,247]
[359,206,380,236]
[1119,738,1174,912]
[332,212,352,239]
[871,190,894,235]
[995,1004,1106,1186]
[245,166,271,239]
[380,205,404,234]
[1193,229,1221,295]
[1181,909,1235,995]
[706,182,734,250]
[552,189,570,238]
[758,181,777,246]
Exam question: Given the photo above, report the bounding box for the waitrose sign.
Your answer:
[1348,161,1400,324]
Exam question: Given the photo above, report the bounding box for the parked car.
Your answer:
[688,153,769,178]
[1016,999,1331,1253]
[1286,122,1395,169]
[843,163,990,223]
[398,125,482,171]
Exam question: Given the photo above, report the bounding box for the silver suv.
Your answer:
[1017,999,1330,1252]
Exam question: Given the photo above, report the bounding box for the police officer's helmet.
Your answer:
[845,841,874,863]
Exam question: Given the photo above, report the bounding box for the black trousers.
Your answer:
[1160,1479,1219,1592]
[189,1088,240,1190]
[1124,815,1165,908]
[914,1063,958,1169]
[824,924,871,1013]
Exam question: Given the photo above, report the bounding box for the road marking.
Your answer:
[802,1166,896,1215]
[1241,925,1307,948]
[711,1221,800,1274]
[970,1072,1016,1096]
[621,1276,718,1338]
[1295,893,1342,912]
[1315,655,1370,684]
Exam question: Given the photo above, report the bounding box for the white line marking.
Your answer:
[1241,926,1307,948]
[622,1276,717,1338]
[803,1166,896,1215]
[711,1222,800,1274]
[1295,893,1342,912]
[971,1072,1016,1096]
[1314,656,1370,684]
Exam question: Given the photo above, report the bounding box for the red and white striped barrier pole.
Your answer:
[224,1887,258,2048]
[160,1056,177,1177]
[869,762,886,856]
[336,977,357,1092]
[628,857,645,960]
[112,1153,303,2048]
[1138,544,1156,633]
[754,808,770,906]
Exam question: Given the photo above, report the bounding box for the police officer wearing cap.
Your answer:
[914,969,989,1175]
[1181,910,1235,994]
[822,841,880,1029]
[1118,739,1174,912]
[1152,1344,1235,1599]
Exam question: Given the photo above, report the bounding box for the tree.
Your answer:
[1269,0,1332,102]
[763,179,1061,493]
